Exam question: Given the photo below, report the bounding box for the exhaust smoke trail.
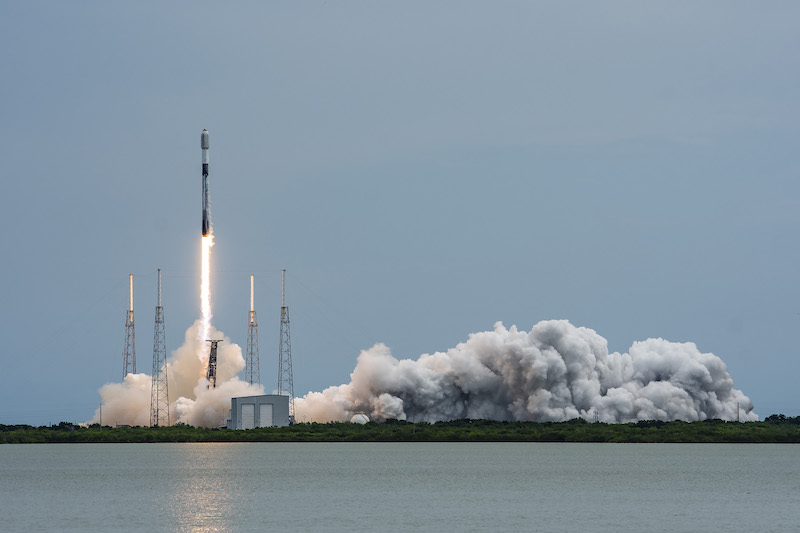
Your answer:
[90,320,263,427]
[294,320,757,424]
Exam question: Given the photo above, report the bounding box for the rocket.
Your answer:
[201,129,210,236]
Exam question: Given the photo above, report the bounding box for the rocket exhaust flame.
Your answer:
[200,234,214,353]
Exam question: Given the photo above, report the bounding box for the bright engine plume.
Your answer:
[200,234,214,347]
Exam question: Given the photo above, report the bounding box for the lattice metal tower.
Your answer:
[245,274,260,385]
[206,340,221,389]
[150,269,170,427]
[122,274,136,379]
[277,269,295,420]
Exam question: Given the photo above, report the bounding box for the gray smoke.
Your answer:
[295,320,756,423]
[89,320,264,427]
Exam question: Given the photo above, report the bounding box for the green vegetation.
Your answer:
[2,416,800,444]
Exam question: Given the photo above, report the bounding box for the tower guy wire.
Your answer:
[150,269,170,427]
[245,274,260,386]
[122,274,136,379]
[277,269,295,421]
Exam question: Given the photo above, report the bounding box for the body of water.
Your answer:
[1,442,798,532]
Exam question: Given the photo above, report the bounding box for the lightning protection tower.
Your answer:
[122,274,136,378]
[206,339,221,389]
[245,274,260,385]
[277,269,295,420]
[150,269,170,426]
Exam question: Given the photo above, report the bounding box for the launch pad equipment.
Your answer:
[277,270,295,420]
[122,274,136,379]
[150,269,170,426]
[206,339,221,389]
[245,274,260,385]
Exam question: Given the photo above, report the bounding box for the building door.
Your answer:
[241,404,255,429]
[259,403,273,427]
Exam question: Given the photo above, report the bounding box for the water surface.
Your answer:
[2,443,798,532]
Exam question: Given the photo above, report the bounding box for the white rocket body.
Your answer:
[201,129,210,236]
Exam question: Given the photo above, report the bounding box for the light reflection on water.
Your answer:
[166,444,245,533]
[2,442,799,532]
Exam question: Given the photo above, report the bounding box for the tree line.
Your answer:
[2,416,800,444]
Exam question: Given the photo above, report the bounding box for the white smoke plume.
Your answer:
[295,320,756,423]
[89,320,263,427]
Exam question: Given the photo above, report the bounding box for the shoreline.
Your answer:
[3,417,799,444]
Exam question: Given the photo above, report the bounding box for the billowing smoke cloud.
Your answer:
[295,320,756,423]
[89,320,263,427]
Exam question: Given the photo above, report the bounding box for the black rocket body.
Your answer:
[201,129,210,236]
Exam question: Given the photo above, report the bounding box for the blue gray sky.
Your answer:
[1,2,798,424]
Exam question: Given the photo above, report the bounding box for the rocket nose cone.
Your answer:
[201,129,209,149]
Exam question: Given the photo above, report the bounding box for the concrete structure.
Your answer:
[226,394,290,429]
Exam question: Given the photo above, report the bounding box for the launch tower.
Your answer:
[277,269,295,420]
[150,269,170,426]
[206,340,220,389]
[245,274,260,385]
[122,274,136,378]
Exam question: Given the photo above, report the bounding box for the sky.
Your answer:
[1,2,798,425]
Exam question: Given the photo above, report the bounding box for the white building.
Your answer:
[226,394,291,429]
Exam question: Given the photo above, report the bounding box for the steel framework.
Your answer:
[245,274,260,385]
[277,269,295,420]
[150,269,170,426]
[122,274,136,379]
[206,340,220,389]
